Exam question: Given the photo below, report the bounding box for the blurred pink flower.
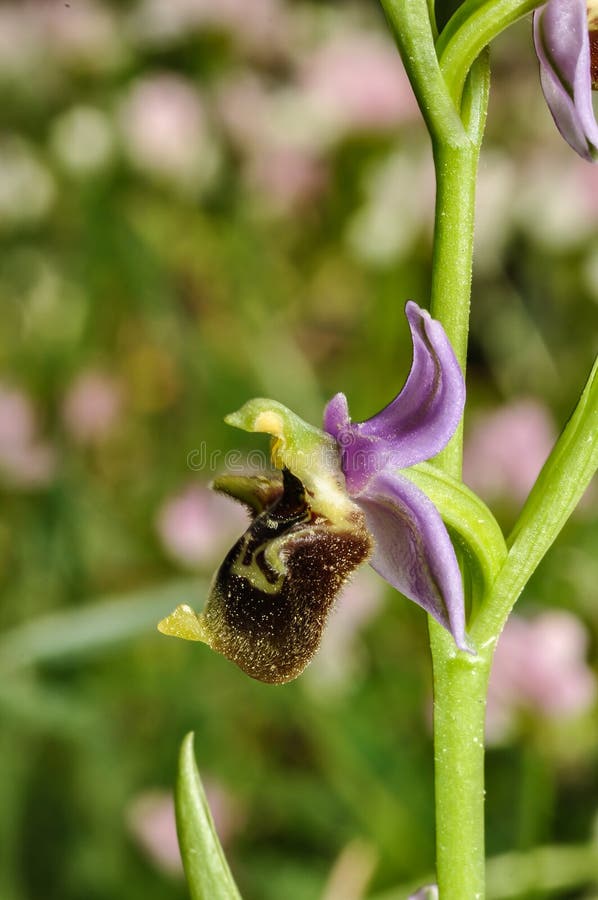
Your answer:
[514,152,598,246]
[126,790,182,877]
[118,74,218,191]
[132,0,288,59]
[40,0,121,69]
[300,32,418,134]
[216,74,274,155]
[486,611,597,742]
[62,370,123,444]
[246,146,327,214]
[463,399,556,504]
[0,384,55,488]
[216,75,330,212]
[305,568,385,691]
[156,484,248,568]
[126,781,244,875]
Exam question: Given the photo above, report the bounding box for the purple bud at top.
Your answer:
[533,0,598,161]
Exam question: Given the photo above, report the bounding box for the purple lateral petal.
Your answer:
[323,302,464,492]
[323,391,350,436]
[533,0,598,161]
[354,470,469,651]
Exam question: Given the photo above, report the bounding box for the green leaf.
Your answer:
[473,357,598,645]
[436,0,543,107]
[402,462,507,609]
[175,732,242,900]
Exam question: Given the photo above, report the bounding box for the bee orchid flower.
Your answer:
[533,0,598,161]
[159,302,468,683]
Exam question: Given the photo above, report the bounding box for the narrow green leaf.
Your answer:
[403,462,507,606]
[473,357,598,644]
[175,732,242,900]
[436,0,543,107]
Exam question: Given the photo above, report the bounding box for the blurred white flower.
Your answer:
[216,74,331,213]
[246,145,327,215]
[514,151,598,248]
[156,484,248,568]
[217,73,335,156]
[118,74,219,193]
[40,0,123,70]
[463,399,556,505]
[61,370,123,445]
[0,139,55,228]
[346,149,435,266]
[486,611,597,743]
[50,106,115,176]
[304,568,385,693]
[0,384,55,488]
[130,0,288,59]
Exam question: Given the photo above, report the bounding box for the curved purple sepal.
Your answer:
[354,470,470,651]
[324,302,465,492]
[534,0,598,161]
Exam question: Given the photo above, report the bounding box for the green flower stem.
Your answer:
[429,90,487,475]
[436,0,544,108]
[429,629,492,899]
[381,1,492,894]
[379,0,466,146]
[425,41,490,900]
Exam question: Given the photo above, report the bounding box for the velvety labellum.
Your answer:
[202,468,371,684]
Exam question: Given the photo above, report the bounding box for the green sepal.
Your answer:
[175,732,242,900]
[212,473,282,515]
[508,356,598,553]
[401,462,507,608]
[225,398,355,524]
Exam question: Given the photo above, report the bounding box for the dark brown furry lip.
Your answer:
[202,468,372,684]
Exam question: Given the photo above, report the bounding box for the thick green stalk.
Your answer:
[428,57,490,900]
[429,631,493,899]
[379,4,491,896]
[379,0,467,146]
[430,55,489,474]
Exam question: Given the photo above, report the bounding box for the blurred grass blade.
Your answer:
[0,579,205,671]
[176,732,242,900]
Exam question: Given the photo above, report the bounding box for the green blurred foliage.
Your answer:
[0,1,596,899]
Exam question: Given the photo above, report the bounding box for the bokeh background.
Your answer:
[0,1,597,898]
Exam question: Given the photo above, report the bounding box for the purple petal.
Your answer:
[323,302,465,492]
[323,391,350,436]
[354,470,469,651]
[533,0,598,161]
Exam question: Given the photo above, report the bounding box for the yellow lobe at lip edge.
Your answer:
[158,604,208,643]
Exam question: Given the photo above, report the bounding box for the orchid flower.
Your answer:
[324,300,467,652]
[533,0,598,161]
[159,302,468,683]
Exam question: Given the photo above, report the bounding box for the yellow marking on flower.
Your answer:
[157,604,208,643]
[254,410,286,467]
